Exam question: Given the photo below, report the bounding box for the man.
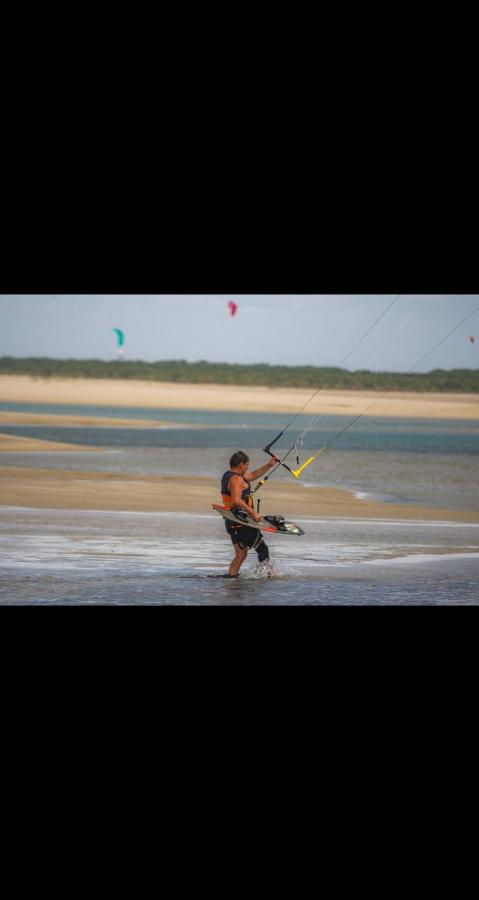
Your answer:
[220,450,280,578]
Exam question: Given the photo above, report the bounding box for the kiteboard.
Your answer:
[212,504,305,536]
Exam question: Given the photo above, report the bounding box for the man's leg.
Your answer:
[229,543,247,576]
[255,536,270,563]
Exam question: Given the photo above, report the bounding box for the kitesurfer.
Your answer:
[220,450,280,577]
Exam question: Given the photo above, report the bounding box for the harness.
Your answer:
[220,470,254,512]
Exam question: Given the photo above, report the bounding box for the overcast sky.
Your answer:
[0,295,478,371]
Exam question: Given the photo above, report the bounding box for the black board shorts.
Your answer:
[225,520,263,549]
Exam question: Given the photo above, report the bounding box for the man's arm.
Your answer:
[245,456,280,482]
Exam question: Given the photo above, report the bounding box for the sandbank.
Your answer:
[1,466,478,523]
[0,375,478,419]
[0,434,97,452]
[0,411,177,429]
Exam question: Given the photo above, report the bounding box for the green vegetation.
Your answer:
[0,357,478,392]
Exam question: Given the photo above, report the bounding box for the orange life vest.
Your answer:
[220,470,254,510]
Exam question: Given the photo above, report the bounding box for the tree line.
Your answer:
[0,357,478,392]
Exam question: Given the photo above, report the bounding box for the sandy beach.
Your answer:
[1,465,478,523]
[1,374,478,419]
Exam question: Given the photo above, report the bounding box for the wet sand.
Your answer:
[1,465,478,523]
[1,375,478,419]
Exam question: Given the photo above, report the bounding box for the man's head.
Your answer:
[230,450,249,470]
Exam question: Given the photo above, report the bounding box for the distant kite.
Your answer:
[469,335,476,344]
[227,300,238,317]
[113,328,125,358]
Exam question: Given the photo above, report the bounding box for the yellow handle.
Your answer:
[291,447,325,478]
[291,455,317,477]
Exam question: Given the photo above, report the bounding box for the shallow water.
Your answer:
[0,507,478,605]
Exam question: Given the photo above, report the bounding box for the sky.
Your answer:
[0,295,478,372]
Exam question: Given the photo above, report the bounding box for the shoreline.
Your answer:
[1,374,478,419]
[1,466,478,523]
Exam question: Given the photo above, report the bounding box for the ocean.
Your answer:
[0,402,478,604]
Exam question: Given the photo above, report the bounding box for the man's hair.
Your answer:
[230,450,249,468]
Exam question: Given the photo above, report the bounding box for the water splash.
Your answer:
[250,560,278,579]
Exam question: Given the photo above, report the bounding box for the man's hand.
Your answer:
[269,455,280,467]
[252,511,262,522]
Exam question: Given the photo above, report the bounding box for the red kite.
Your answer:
[227,300,238,317]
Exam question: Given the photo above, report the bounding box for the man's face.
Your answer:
[240,460,249,473]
